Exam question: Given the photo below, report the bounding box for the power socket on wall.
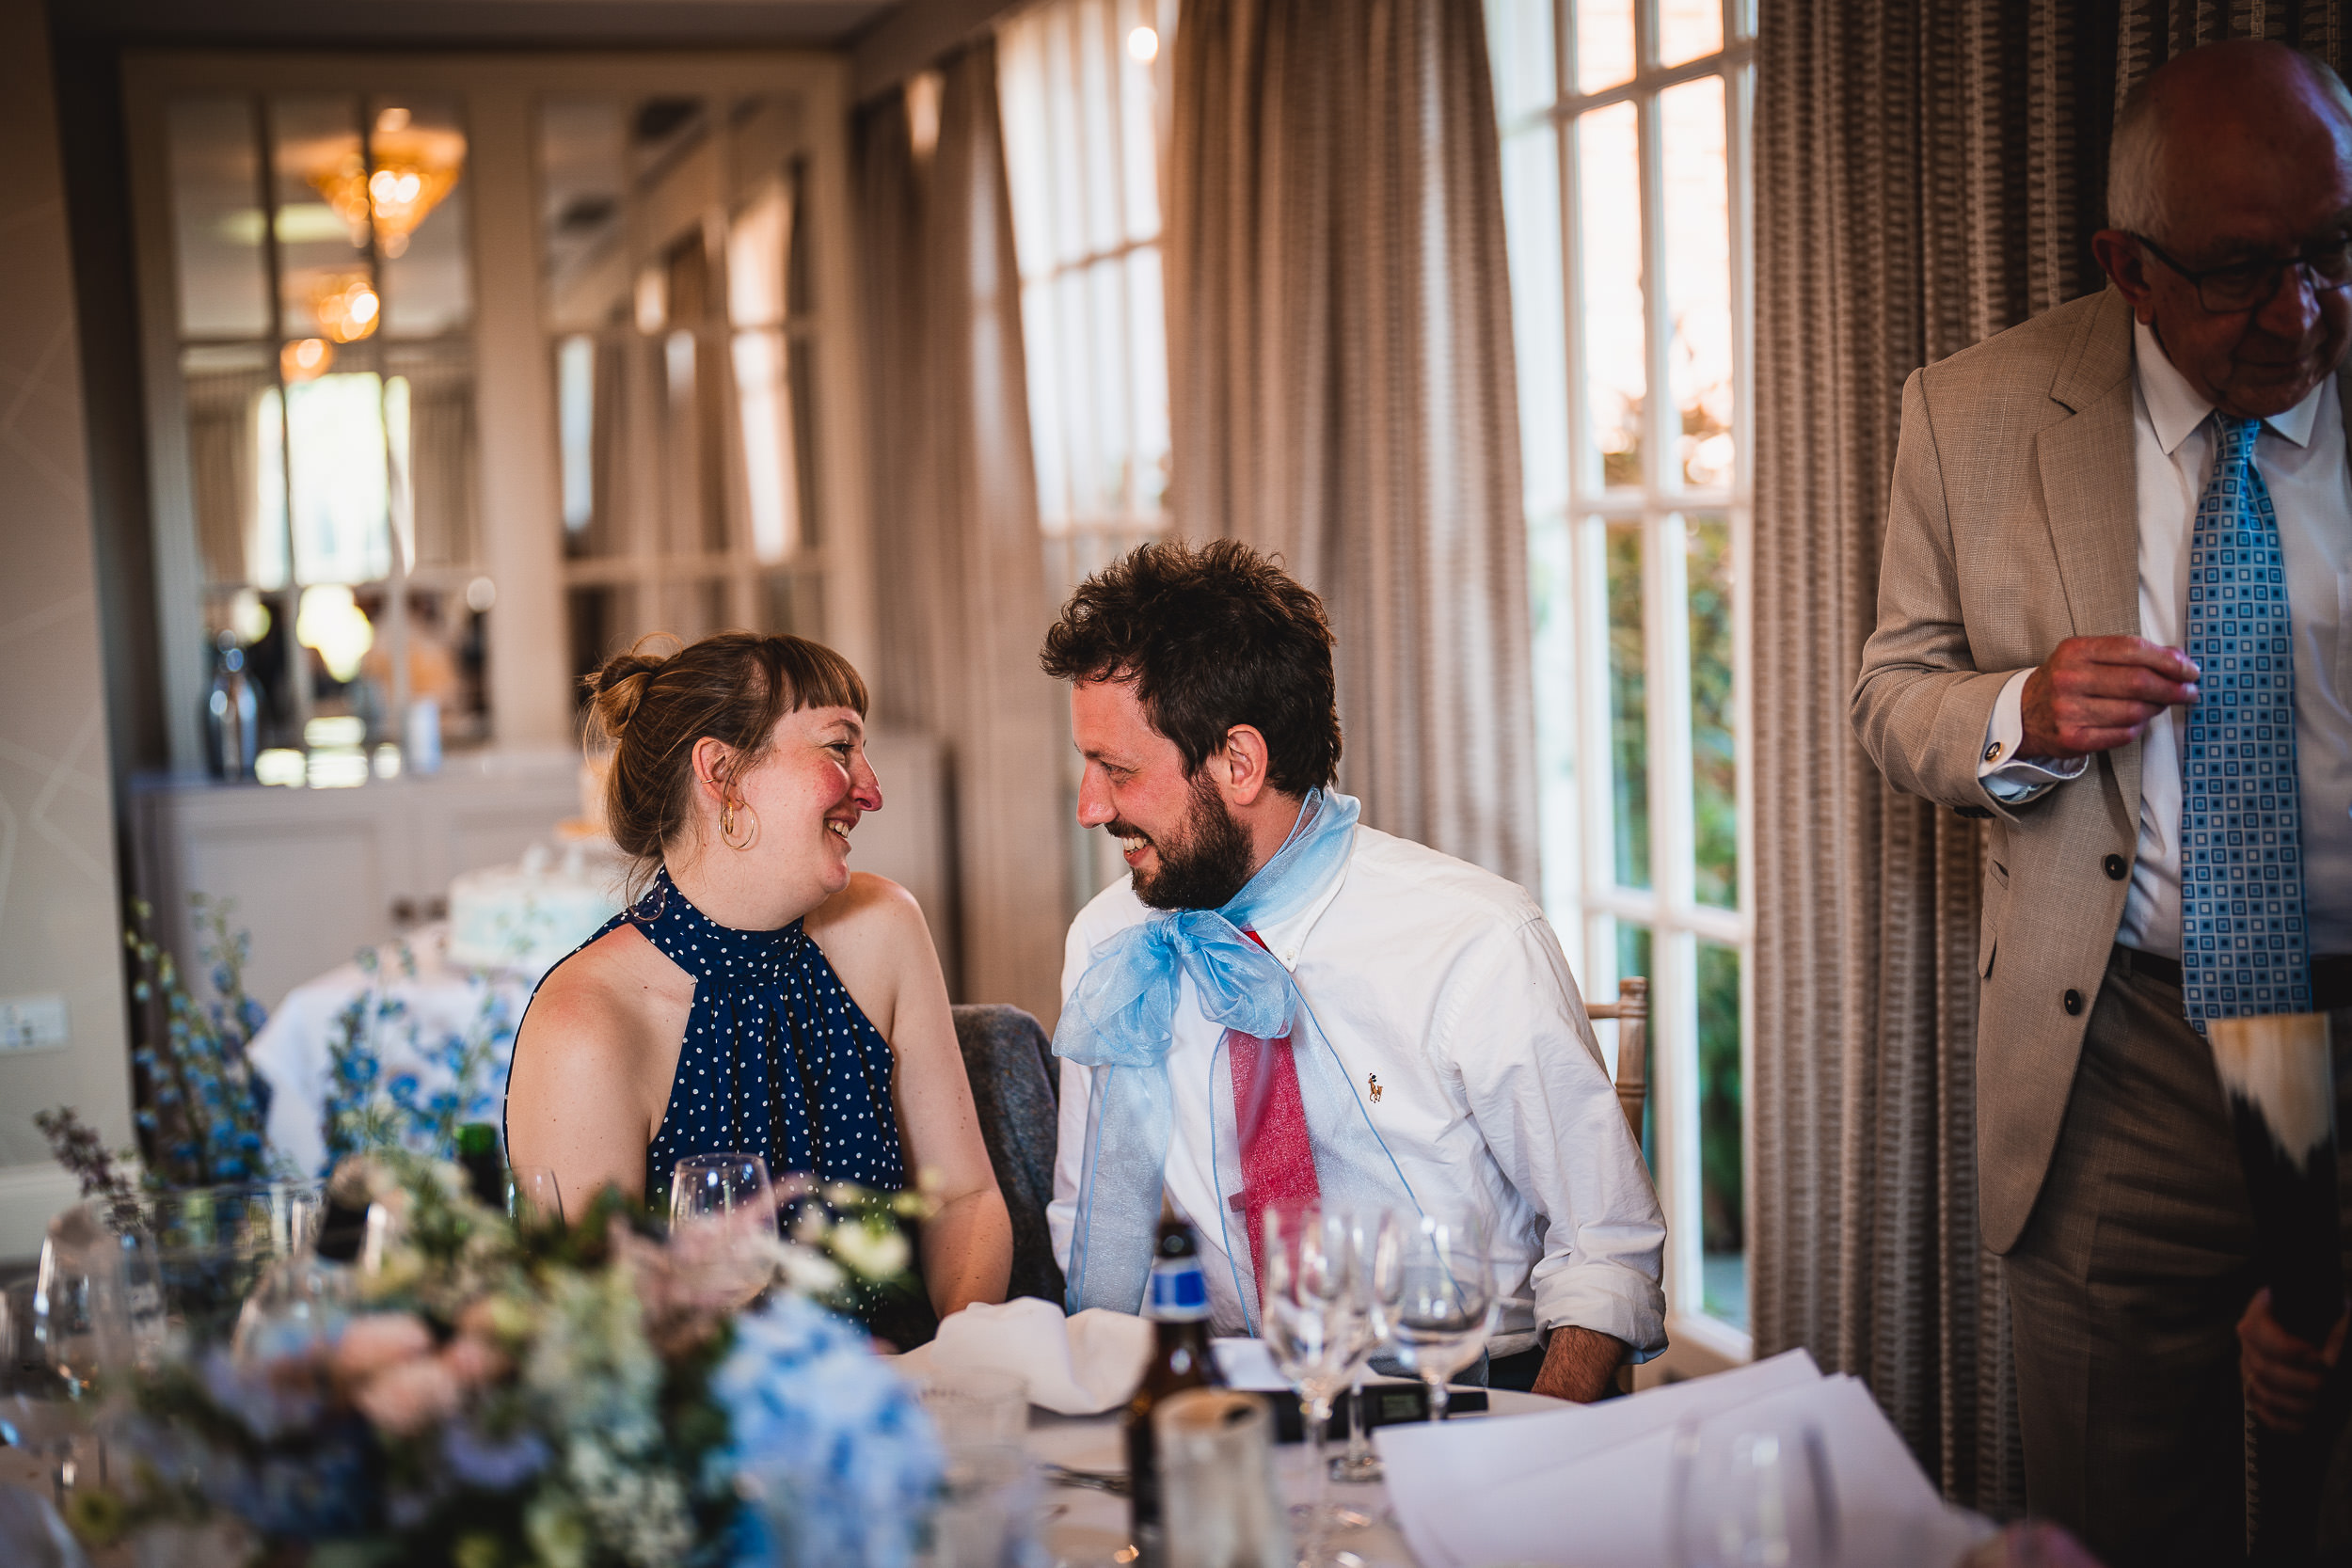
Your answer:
[0,995,69,1053]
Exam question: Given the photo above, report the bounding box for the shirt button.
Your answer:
[2062,989,2084,1016]
[2103,853,2127,880]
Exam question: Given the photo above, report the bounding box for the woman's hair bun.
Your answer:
[586,644,672,738]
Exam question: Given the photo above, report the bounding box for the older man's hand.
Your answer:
[2238,1287,2347,1433]
[2020,636,2201,758]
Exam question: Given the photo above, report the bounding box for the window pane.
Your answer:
[185,343,284,587]
[1615,921,1655,1165]
[1118,0,1162,243]
[1575,0,1636,94]
[1697,938,1745,1329]
[732,329,802,563]
[1023,278,1073,526]
[1485,0,1557,122]
[1530,515,1577,924]
[541,99,629,335]
[388,341,477,570]
[726,173,794,329]
[285,367,390,584]
[1659,0,1725,68]
[1606,521,1650,890]
[1661,75,1734,489]
[1576,103,1645,490]
[1502,126,1568,516]
[369,96,470,338]
[168,97,271,339]
[1126,248,1170,515]
[1688,513,1736,908]
[270,96,374,344]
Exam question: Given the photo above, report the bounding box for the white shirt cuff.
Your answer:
[1978,669,2087,802]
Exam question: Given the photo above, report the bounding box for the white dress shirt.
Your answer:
[1979,321,2352,956]
[1047,824,1669,1362]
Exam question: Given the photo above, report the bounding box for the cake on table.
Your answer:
[446,841,628,977]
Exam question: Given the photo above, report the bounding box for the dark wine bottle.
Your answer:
[456,1122,505,1211]
[1124,1214,1223,1565]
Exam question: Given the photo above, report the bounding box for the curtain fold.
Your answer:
[855,45,1071,1029]
[1754,0,2351,1515]
[1163,0,1537,888]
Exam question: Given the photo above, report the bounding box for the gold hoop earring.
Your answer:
[721,799,760,852]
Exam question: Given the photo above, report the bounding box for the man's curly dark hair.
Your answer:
[1040,538,1343,796]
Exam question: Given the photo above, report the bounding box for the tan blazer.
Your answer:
[1851,285,2352,1253]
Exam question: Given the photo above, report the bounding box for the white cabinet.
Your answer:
[129,751,581,1010]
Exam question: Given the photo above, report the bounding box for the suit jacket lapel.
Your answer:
[2034,287,2143,822]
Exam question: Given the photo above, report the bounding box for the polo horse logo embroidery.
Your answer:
[1367,1073,1382,1104]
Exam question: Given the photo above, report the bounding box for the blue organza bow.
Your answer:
[1056,789,1360,1314]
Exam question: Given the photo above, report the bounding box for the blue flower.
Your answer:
[715,1296,942,1568]
[441,1419,549,1491]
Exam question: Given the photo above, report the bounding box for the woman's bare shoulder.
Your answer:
[517,925,687,1057]
[803,872,931,950]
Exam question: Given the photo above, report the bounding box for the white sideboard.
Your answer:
[129,733,948,1014]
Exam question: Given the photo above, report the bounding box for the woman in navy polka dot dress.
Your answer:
[504,632,1011,1335]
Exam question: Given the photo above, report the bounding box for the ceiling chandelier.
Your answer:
[310,273,382,344]
[309,119,465,260]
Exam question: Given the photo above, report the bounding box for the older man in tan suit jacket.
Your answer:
[1852,42,2352,1566]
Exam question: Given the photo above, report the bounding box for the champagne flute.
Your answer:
[1376,1208,1497,1422]
[1261,1204,1376,1560]
[1668,1419,1839,1568]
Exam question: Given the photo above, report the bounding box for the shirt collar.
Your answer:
[2133,318,2325,451]
[1247,827,1355,972]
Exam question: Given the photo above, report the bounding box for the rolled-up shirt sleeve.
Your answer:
[1436,914,1669,1360]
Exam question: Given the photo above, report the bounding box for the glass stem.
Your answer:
[1303,1395,1333,1561]
[1342,1376,1370,1467]
[1426,1373,1451,1422]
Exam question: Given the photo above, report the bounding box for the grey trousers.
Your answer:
[2005,946,2352,1568]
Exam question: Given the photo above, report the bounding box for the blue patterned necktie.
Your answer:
[2180,414,2311,1027]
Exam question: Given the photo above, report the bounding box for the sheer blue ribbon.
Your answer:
[1056,789,1361,1314]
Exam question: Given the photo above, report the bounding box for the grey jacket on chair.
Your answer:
[949,1004,1067,1306]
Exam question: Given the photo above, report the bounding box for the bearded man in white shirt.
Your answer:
[1851,40,2352,1565]
[1040,538,1666,1403]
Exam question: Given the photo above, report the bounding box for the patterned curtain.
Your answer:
[854,45,1072,1028]
[1162,0,1539,887]
[1751,0,2350,1515]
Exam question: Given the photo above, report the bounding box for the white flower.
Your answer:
[828,1220,910,1280]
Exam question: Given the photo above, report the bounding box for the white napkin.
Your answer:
[905,1298,1155,1415]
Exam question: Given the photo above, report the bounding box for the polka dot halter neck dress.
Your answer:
[522,864,911,1208]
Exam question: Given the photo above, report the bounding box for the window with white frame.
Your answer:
[999,0,1176,906]
[1488,0,1755,1349]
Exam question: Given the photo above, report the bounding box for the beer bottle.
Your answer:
[456,1122,505,1211]
[1125,1213,1223,1563]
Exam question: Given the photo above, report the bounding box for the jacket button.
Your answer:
[2103,853,2127,880]
[2063,989,2084,1016]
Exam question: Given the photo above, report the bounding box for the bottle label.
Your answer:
[1146,1260,1210,1321]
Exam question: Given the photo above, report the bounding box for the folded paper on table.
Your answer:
[905,1298,1155,1415]
[1377,1352,1952,1568]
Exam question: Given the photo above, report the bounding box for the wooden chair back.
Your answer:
[1585,977,1649,1146]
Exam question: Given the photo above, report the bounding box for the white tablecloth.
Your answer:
[246,923,532,1176]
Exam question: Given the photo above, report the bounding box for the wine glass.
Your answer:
[669,1152,776,1230]
[1375,1207,1497,1422]
[1330,1209,1403,1483]
[506,1165,565,1228]
[1261,1203,1377,1560]
[1668,1419,1838,1568]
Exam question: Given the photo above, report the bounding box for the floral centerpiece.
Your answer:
[78,1152,945,1568]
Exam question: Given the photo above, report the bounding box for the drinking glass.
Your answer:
[506,1165,565,1228]
[135,1181,323,1348]
[669,1152,776,1230]
[1374,1208,1496,1422]
[1329,1210,1403,1484]
[0,1279,80,1506]
[915,1366,1030,1451]
[1261,1204,1377,1560]
[1668,1420,1838,1568]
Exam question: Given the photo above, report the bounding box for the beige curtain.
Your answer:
[856,45,1071,1029]
[1162,0,1536,888]
[1753,0,2352,1514]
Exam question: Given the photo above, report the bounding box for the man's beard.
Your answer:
[1118,770,1257,911]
